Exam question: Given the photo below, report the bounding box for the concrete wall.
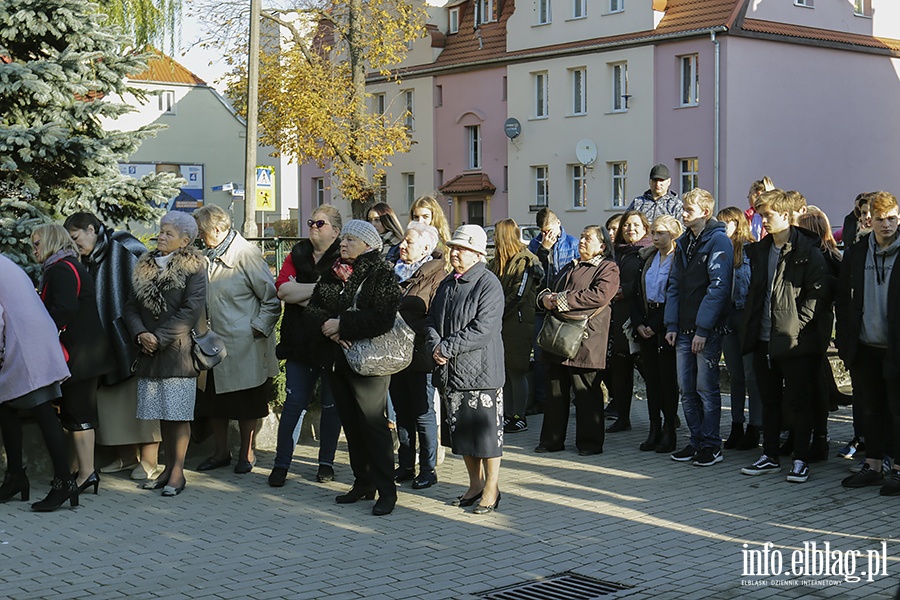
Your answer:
[748,0,873,36]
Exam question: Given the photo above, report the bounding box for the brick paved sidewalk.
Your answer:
[0,400,897,600]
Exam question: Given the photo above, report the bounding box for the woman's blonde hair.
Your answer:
[32,223,78,263]
[193,204,232,234]
[716,206,752,268]
[650,214,684,239]
[410,195,451,246]
[491,219,526,277]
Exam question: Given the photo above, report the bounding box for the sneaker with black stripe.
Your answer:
[741,454,781,475]
[786,460,810,483]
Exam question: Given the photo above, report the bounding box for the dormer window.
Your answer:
[475,0,494,25]
[449,7,459,33]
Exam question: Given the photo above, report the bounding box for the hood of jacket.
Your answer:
[132,247,206,316]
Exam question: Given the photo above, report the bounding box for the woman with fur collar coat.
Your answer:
[124,212,207,497]
[303,220,401,516]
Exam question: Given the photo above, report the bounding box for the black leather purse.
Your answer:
[191,300,227,371]
[537,306,605,360]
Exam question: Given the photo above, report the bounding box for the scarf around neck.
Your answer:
[394,254,433,283]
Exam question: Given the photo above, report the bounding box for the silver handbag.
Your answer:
[341,281,415,377]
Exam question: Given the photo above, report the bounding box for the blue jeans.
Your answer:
[273,360,342,470]
[675,331,724,451]
[389,370,437,473]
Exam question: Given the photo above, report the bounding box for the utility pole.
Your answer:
[243,0,261,238]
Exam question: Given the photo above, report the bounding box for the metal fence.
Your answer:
[245,237,303,273]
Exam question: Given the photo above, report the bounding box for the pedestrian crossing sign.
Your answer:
[256,166,276,212]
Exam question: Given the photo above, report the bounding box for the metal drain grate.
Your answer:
[479,572,633,600]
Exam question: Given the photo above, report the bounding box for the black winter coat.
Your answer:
[82,227,147,385]
[611,239,651,356]
[276,238,341,363]
[124,248,208,378]
[741,227,829,357]
[398,253,446,373]
[303,249,401,369]
[425,261,505,391]
[40,256,111,382]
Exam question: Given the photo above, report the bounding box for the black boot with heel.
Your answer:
[0,469,30,502]
[639,421,662,452]
[31,476,78,512]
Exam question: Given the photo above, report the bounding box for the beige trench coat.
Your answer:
[205,233,280,394]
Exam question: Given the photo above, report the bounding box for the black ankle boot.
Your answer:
[31,476,78,512]
[736,425,761,451]
[723,422,744,450]
[0,469,30,503]
[335,485,376,504]
[606,419,632,433]
[639,422,662,451]
[655,421,677,453]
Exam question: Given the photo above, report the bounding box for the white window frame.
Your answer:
[794,0,813,7]
[573,0,587,19]
[476,0,494,25]
[612,62,628,112]
[404,173,416,209]
[572,164,587,209]
[314,178,325,206]
[534,166,549,207]
[572,68,587,116]
[375,174,388,203]
[466,125,482,170]
[373,92,386,114]
[158,90,176,114]
[611,162,627,208]
[679,158,699,195]
[537,0,551,25]
[679,54,699,107]
[853,0,872,17]
[404,90,415,130]
[609,0,623,13]
[534,71,549,118]
[449,7,460,33]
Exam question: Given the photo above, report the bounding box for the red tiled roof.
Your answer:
[430,0,512,69]
[741,18,900,53]
[439,172,497,195]
[129,47,206,85]
[654,0,745,35]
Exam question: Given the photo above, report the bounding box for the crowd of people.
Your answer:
[1,168,898,516]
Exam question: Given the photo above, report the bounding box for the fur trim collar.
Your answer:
[132,248,206,316]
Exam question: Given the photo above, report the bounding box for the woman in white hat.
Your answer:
[426,225,506,514]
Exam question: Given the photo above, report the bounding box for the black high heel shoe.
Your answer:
[451,491,483,507]
[335,486,376,504]
[76,472,100,496]
[0,468,30,502]
[31,476,78,512]
[473,492,501,515]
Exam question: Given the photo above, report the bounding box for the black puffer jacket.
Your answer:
[741,227,829,357]
[303,249,401,369]
[425,261,505,391]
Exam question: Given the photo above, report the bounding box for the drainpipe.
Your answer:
[711,30,721,204]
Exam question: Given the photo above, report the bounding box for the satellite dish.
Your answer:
[504,118,522,140]
[575,139,597,166]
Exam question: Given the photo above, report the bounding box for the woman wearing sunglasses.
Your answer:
[268,205,344,487]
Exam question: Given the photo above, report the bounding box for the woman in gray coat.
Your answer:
[426,225,505,515]
[124,212,207,497]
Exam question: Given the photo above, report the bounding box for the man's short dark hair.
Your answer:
[536,208,557,229]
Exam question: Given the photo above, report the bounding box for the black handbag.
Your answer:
[191,299,227,371]
[537,306,604,360]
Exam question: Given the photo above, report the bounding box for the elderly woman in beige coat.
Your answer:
[193,205,281,475]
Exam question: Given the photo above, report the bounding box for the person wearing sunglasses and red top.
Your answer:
[268,205,344,487]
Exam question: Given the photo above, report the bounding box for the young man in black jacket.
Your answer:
[836,191,900,495]
[739,189,828,484]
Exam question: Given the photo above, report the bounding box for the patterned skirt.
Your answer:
[137,377,196,422]
[443,388,503,458]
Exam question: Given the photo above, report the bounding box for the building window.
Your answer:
[679,54,699,106]
[679,158,699,194]
[609,0,623,13]
[612,62,628,112]
[534,72,549,118]
[537,0,551,24]
[534,166,549,207]
[373,92,386,114]
[476,0,494,25]
[158,90,175,114]
[794,0,813,6]
[437,169,444,186]
[404,173,416,209]
[314,178,325,207]
[404,90,415,130]
[573,0,587,19]
[466,125,482,170]
[572,165,587,208]
[449,7,459,33]
[854,0,872,16]
[503,166,508,192]
[611,162,627,208]
[435,85,442,107]
[502,76,507,101]
[572,68,587,115]
[375,174,388,202]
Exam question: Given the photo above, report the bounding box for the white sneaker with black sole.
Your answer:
[786,459,810,483]
[741,455,781,475]
[693,447,723,467]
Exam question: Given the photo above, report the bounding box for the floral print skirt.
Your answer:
[443,388,503,458]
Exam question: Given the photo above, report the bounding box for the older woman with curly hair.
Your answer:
[124,212,207,497]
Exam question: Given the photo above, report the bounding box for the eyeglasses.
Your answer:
[307,219,329,229]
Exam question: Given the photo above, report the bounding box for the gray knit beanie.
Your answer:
[341,219,383,251]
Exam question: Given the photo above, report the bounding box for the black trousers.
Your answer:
[752,343,820,462]
[639,334,678,425]
[606,352,643,421]
[539,363,604,453]
[0,401,70,479]
[329,356,396,500]
[852,344,899,461]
